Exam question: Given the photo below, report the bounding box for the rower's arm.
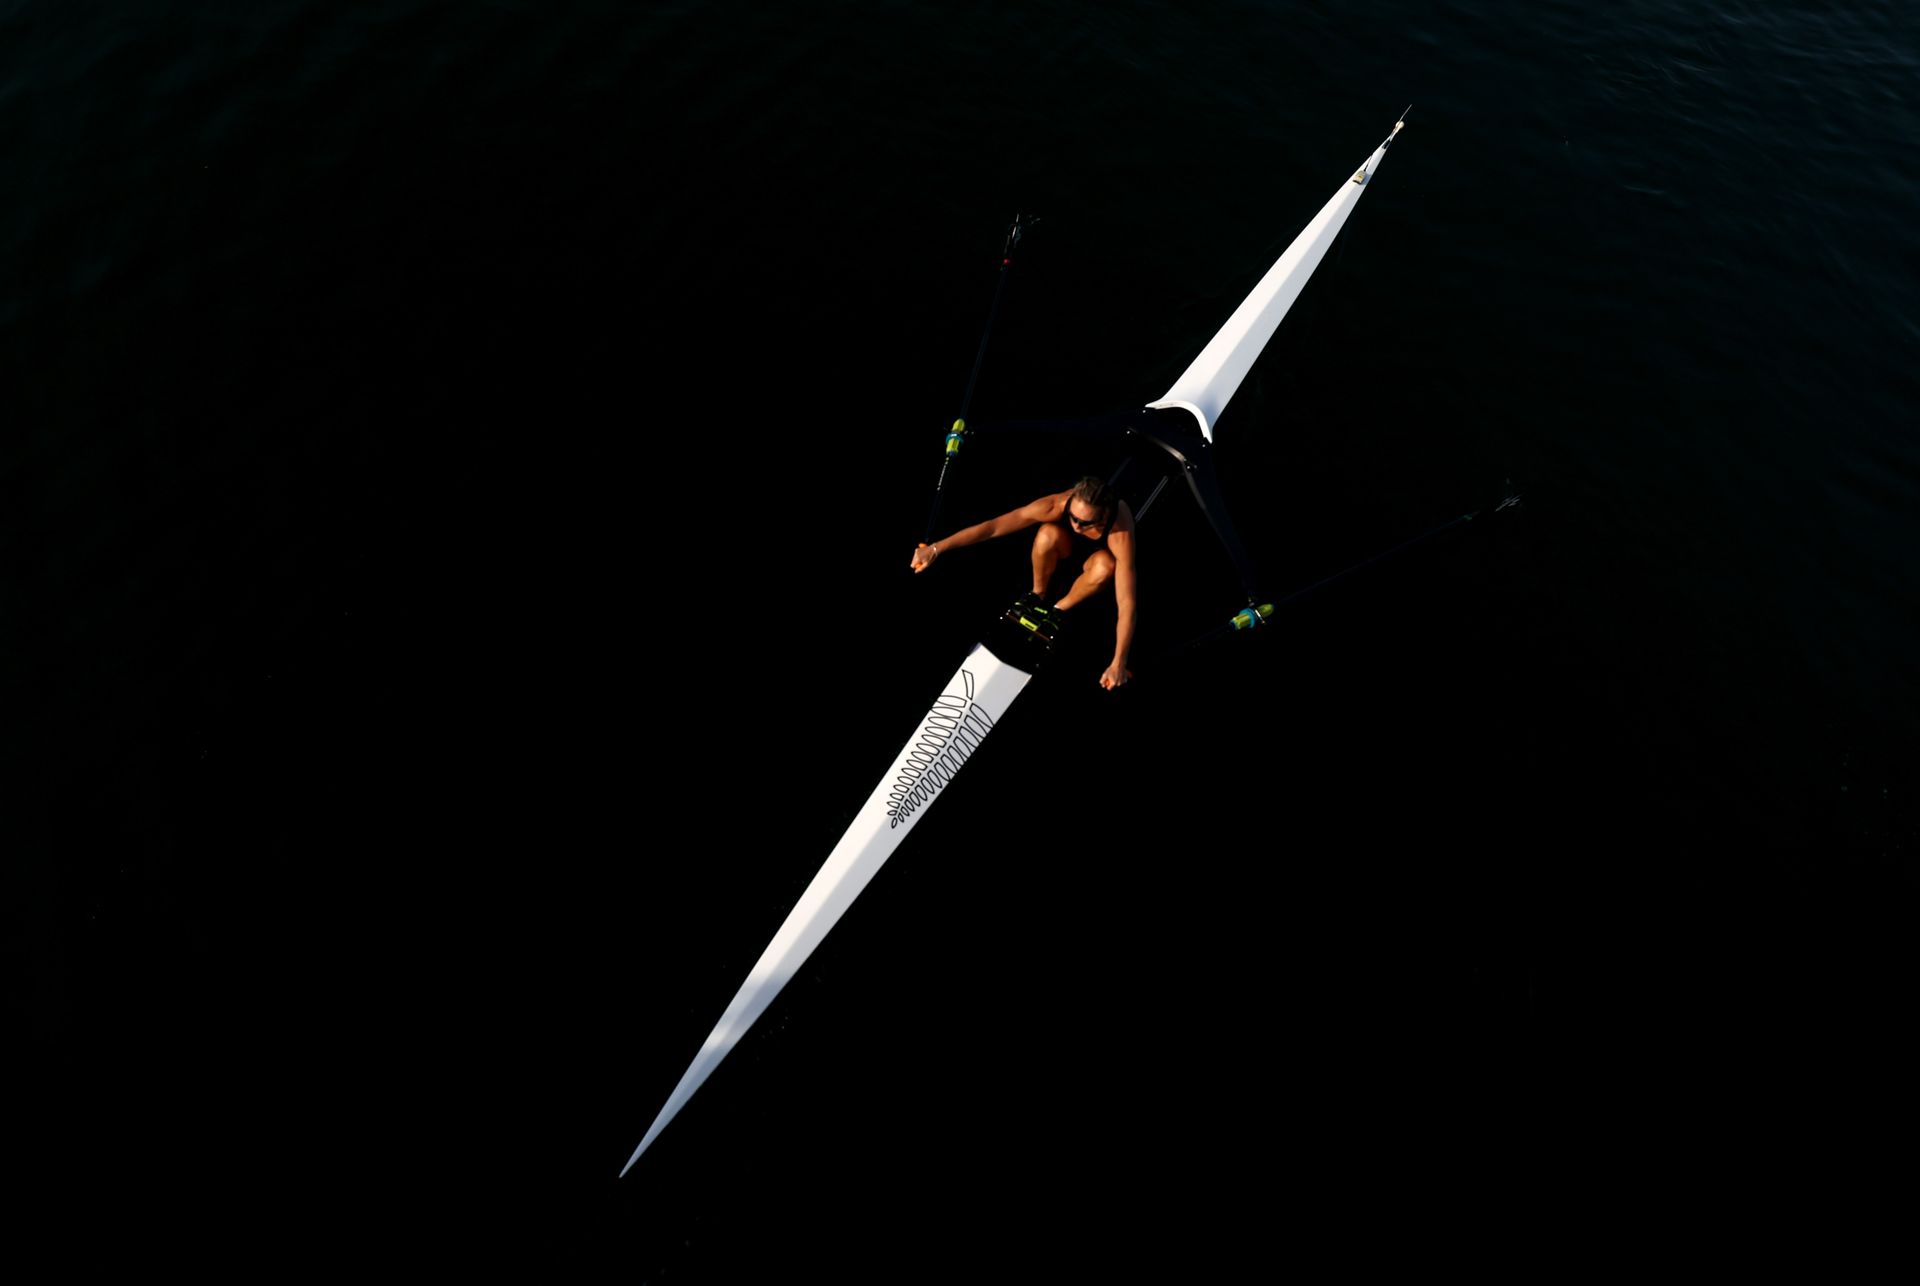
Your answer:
[913,494,1061,571]
[1108,525,1138,670]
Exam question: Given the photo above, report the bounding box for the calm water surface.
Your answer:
[7,0,1914,1263]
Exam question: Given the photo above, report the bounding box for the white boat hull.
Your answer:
[1149,121,1402,440]
[622,115,1405,1172]
[621,643,1032,1173]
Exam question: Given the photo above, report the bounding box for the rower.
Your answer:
[911,475,1137,689]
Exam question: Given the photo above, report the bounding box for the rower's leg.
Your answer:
[1054,549,1114,610]
[1030,522,1070,595]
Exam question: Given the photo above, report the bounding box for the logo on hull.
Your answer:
[885,669,997,828]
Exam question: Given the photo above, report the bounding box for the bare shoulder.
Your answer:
[1024,490,1071,521]
[1112,498,1136,532]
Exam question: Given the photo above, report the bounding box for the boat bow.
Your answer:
[1149,114,1406,441]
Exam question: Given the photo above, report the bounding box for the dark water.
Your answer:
[9,0,1915,1263]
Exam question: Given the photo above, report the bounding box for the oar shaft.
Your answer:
[1271,509,1481,610]
[955,254,1012,423]
[923,216,1029,545]
[1167,488,1520,655]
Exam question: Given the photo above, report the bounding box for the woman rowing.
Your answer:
[911,475,1136,689]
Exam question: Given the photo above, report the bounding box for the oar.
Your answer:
[922,214,1034,544]
[1172,484,1522,653]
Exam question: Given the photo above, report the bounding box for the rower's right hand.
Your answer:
[911,543,939,573]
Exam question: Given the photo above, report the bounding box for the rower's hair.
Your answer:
[1069,476,1116,524]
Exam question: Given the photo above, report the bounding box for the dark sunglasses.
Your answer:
[1067,506,1109,530]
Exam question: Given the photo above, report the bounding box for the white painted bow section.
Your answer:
[1149,120,1402,441]
[621,643,1032,1174]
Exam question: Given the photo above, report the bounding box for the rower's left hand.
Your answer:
[1100,661,1132,691]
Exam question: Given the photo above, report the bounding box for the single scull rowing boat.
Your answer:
[621,113,1407,1175]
